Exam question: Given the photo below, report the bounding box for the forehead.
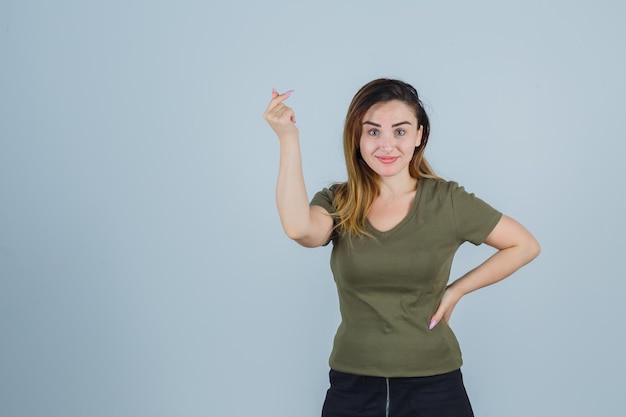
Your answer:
[362,100,417,122]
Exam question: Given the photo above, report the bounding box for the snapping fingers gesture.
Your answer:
[263,89,298,139]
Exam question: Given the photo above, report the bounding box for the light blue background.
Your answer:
[1,1,624,416]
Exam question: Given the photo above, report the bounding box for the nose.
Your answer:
[379,133,394,151]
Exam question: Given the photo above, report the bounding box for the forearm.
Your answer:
[265,89,331,246]
[429,215,540,327]
[448,242,540,298]
[275,135,313,239]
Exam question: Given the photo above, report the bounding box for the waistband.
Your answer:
[329,368,463,393]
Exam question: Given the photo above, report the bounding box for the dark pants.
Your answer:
[322,368,474,417]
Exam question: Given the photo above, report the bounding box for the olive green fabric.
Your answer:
[310,179,502,377]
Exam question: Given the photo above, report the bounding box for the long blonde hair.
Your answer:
[332,79,441,237]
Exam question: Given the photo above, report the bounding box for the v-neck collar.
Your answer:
[365,180,424,238]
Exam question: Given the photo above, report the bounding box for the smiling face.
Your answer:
[359,100,423,180]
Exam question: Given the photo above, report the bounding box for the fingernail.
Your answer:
[429,320,437,330]
[284,89,295,95]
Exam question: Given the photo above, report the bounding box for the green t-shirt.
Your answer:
[310,178,502,377]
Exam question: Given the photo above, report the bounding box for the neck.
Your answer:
[377,175,418,199]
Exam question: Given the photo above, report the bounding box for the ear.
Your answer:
[415,125,423,148]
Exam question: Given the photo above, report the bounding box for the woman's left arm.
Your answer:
[429,215,541,329]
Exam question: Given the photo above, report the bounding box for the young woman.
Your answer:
[263,78,540,417]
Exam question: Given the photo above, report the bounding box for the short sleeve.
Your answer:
[310,185,339,245]
[310,186,336,214]
[450,182,502,245]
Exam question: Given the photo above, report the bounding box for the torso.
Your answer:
[310,178,502,377]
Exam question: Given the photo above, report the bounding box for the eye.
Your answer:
[368,129,379,137]
[395,129,406,136]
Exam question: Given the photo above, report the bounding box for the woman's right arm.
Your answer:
[263,89,333,248]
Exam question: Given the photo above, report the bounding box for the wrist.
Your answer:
[279,133,299,141]
[446,282,467,300]
[278,133,300,148]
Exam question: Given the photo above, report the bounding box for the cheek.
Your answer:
[361,143,380,159]
[358,137,371,153]
[356,138,365,159]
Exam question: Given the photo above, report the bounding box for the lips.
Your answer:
[376,156,399,164]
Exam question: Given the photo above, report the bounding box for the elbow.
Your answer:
[525,237,542,262]
[282,224,327,248]
[283,226,308,241]
[280,217,310,241]
[284,228,320,248]
[533,240,541,259]
[282,224,314,244]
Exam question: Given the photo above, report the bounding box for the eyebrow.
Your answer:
[362,121,413,128]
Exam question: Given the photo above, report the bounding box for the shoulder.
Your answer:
[420,178,481,196]
[419,178,501,243]
[314,182,344,198]
[419,178,464,199]
[419,178,497,215]
[310,182,345,209]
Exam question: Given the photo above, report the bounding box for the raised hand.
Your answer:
[263,89,298,139]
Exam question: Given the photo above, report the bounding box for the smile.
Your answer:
[376,156,399,164]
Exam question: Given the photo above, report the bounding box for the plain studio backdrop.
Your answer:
[1,1,624,416]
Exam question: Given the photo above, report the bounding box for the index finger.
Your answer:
[266,88,294,110]
[272,88,294,98]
